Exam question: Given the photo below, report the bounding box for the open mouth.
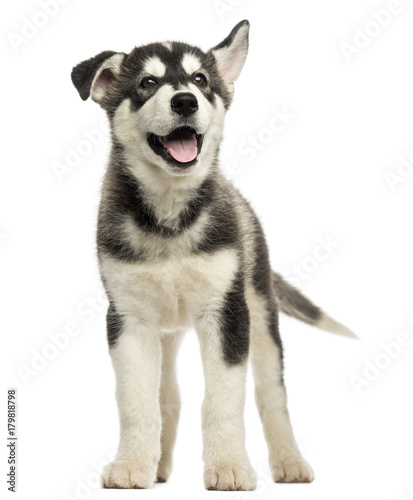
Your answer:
[147,127,204,169]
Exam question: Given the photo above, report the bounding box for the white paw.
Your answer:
[271,455,314,483]
[204,463,257,491]
[102,460,156,489]
[156,460,171,483]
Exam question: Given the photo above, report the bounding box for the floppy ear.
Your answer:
[210,20,249,90]
[71,51,125,102]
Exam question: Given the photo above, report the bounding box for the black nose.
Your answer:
[171,92,198,116]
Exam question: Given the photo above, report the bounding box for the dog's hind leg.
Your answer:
[248,287,315,483]
[156,330,185,483]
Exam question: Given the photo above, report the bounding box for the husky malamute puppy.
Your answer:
[71,20,356,491]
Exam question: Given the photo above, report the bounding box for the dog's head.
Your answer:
[71,21,249,178]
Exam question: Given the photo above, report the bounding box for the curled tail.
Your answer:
[272,271,358,340]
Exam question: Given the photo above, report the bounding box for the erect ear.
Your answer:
[71,51,125,102]
[210,20,249,89]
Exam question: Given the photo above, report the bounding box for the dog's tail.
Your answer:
[272,271,358,340]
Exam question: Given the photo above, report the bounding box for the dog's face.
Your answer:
[71,21,249,177]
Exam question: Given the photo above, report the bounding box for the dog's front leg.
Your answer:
[196,303,257,491]
[102,312,162,489]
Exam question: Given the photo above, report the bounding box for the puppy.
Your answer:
[71,20,356,491]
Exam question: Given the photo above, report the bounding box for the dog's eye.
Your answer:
[140,77,158,89]
[193,73,207,87]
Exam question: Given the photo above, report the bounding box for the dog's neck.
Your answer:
[109,142,218,231]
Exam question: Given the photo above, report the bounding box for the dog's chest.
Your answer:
[100,248,238,331]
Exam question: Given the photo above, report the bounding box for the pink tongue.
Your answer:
[163,130,197,163]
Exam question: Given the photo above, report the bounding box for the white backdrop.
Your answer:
[2,1,413,499]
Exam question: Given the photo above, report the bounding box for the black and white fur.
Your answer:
[71,20,356,491]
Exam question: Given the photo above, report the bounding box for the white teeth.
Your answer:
[155,128,200,145]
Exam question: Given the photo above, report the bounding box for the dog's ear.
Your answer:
[210,20,249,90]
[71,51,125,103]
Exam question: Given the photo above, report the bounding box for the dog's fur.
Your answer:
[71,20,356,491]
